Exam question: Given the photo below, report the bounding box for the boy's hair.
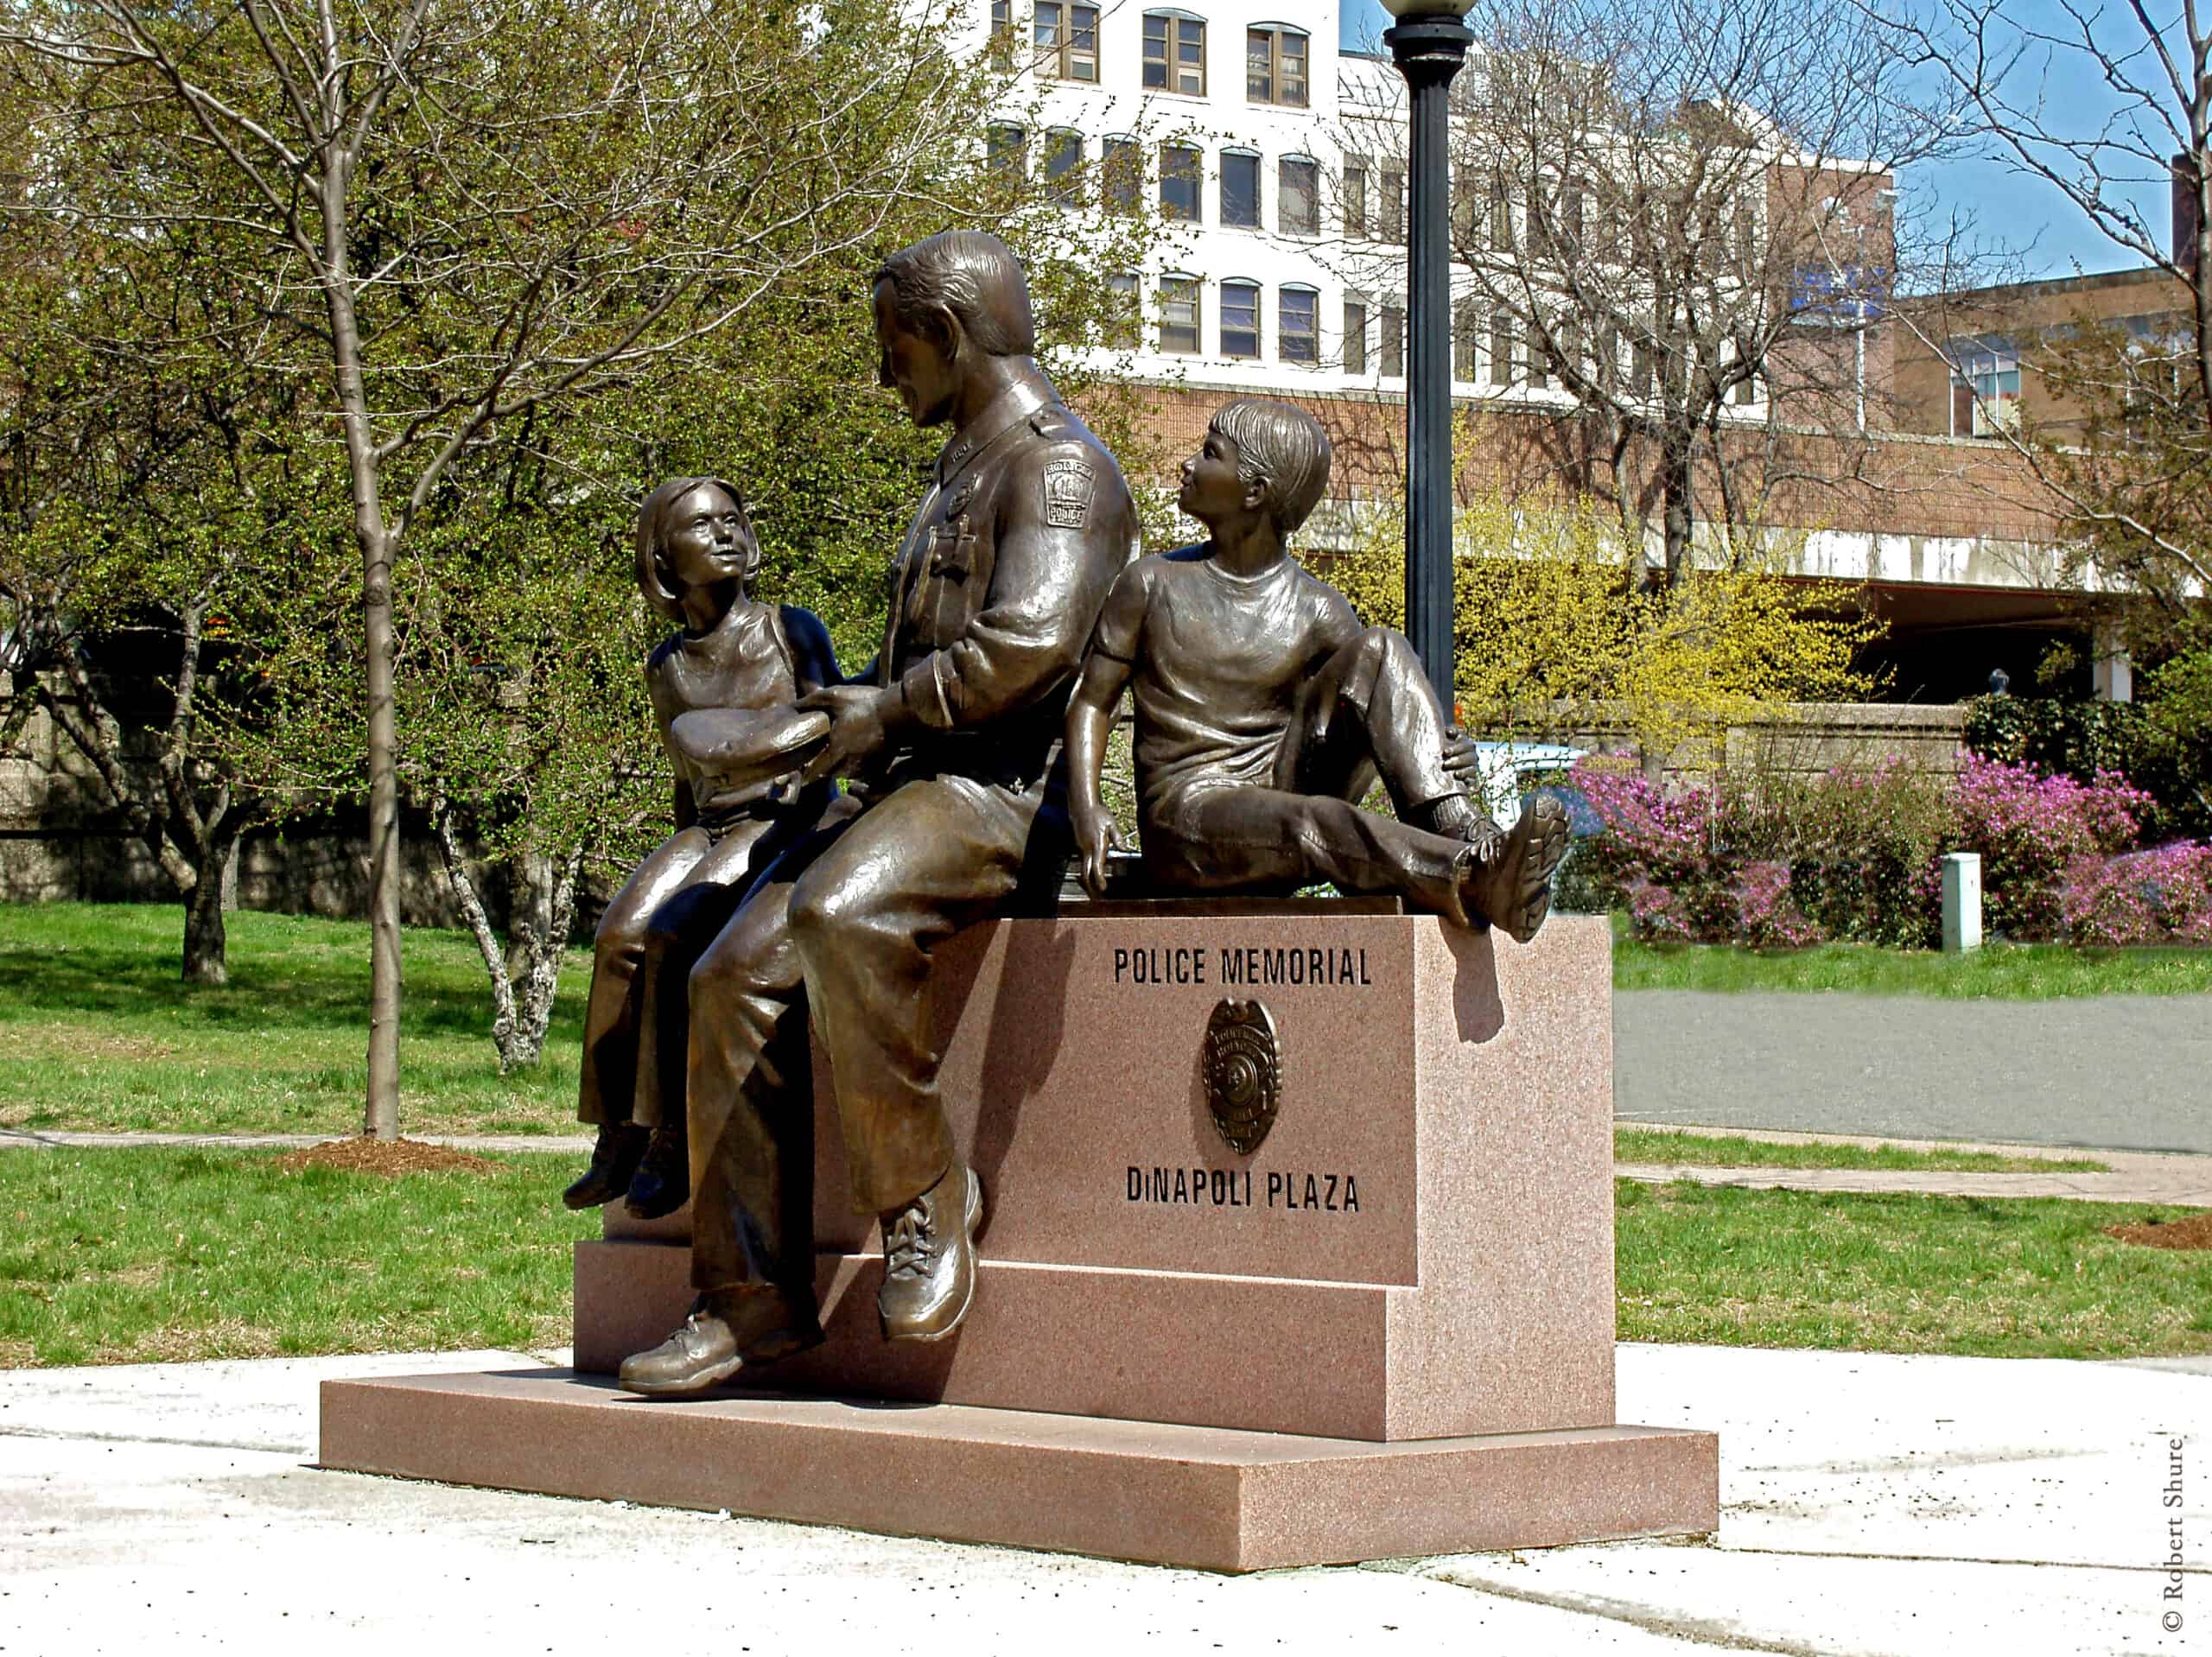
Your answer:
[635,477,752,623]
[873,231,1038,359]
[1208,398,1332,539]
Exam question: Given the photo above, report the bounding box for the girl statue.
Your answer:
[563,477,841,1218]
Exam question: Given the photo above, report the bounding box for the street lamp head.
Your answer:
[1378,0,1476,17]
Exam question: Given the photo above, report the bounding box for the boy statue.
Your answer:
[1065,397,1567,936]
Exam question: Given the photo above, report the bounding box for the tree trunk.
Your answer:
[319,162,404,1140]
[181,867,229,987]
[505,847,584,1070]
[505,847,556,981]
[180,821,245,986]
[430,802,582,1073]
[1660,433,1694,592]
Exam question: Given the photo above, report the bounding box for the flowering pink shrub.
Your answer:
[2061,844,2212,946]
[1950,757,2151,940]
[1574,751,2210,949]
[1573,758,1942,948]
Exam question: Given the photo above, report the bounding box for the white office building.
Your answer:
[966,0,1428,397]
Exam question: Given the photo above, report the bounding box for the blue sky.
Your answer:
[1338,0,2171,281]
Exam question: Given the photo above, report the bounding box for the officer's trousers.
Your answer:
[681,771,1064,1300]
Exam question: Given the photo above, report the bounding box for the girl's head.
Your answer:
[635,477,758,624]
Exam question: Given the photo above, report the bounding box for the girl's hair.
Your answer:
[635,477,752,622]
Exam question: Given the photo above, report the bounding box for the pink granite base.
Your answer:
[318,1368,1719,1572]
[587,912,1620,1444]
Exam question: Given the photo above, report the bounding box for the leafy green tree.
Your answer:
[2,0,1149,1127]
[0,175,336,983]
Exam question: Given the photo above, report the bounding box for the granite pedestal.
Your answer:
[321,907,1719,1567]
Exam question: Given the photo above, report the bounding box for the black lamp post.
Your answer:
[1382,0,1475,707]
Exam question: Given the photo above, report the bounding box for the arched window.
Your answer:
[1279,156,1319,235]
[1101,136,1142,213]
[1159,142,1202,223]
[1143,10,1206,97]
[1453,301,1483,385]
[1220,149,1261,229]
[1222,279,1262,359]
[1247,23,1308,107]
[1159,274,1203,355]
[987,124,1027,181]
[1278,285,1319,365]
[1043,130,1084,206]
[1106,272,1141,349]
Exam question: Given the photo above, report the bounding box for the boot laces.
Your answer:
[884,1200,936,1280]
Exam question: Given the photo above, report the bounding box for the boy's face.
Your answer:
[664,483,754,594]
[1179,427,1259,528]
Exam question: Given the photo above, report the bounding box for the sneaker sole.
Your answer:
[1508,802,1572,944]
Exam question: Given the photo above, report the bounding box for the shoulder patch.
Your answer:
[1042,456,1096,529]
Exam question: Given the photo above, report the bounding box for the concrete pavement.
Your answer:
[1616,990,2212,1155]
[1,1345,2202,1655]
[1614,1124,2212,1207]
[0,1127,593,1153]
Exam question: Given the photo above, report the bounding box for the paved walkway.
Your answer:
[10,1124,2209,1207]
[2,1343,2202,1654]
[0,1127,594,1153]
[1617,988,2212,1154]
[1615,1122,2212,1208]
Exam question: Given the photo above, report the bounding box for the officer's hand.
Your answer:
[1074,806,1128,898]
[796,686,893,785]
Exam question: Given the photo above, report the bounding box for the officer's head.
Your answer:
[635,477,758,625]
[872,231,1038,428]
[1184,399,1333,541]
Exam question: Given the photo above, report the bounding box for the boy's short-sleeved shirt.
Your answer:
[1089,545,1362,830]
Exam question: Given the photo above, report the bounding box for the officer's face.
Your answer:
[874,281,960,428]
[664,483,753,595]
[1179,428,1255,527]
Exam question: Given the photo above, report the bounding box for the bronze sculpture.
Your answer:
[1065,398,1567,938]
[565,479,841,1220]
[616,231,1140,1395]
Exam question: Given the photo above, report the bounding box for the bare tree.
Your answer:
[1868,0,2212,625]
[2,0,1021,1135]
[1339,0,1958,588]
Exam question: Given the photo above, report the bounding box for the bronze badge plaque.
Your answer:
[1203,998,1281,1155]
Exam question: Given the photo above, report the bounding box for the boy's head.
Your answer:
[1187,399,1333,543]
[636,477,757,623]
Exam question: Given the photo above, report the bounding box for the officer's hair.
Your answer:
[874,231,1038,359]
[635,477,752,624]
[1209,399,1333,538]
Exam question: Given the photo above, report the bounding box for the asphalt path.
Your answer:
[1616,989,2212,1155]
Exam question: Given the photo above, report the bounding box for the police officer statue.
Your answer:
[618,232,1140,1394]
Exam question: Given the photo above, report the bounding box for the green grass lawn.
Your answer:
[1616,1179,2212,1358]
[0,1147,594,1367]
[1,1147,2203,1368]
[0,903,590,1137]
[1613,1127,2109,1174]
[1614,933,2212,997]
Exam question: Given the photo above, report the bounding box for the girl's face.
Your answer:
[664,483,756,597]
